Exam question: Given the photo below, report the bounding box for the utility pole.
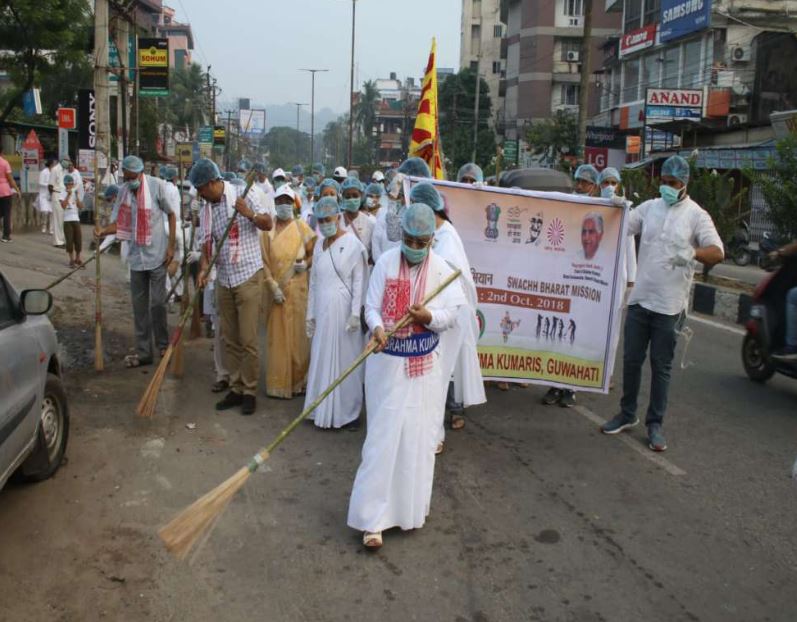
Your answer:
[300,68,329,164]
[348,0,357,168]
[289,102,308,161]
[116,14,130,157]
[225,110,233,170]
[471,55,482,163]
[577,0,593,160]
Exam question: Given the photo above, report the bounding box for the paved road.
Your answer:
[704,260,768,287]
[1,230,796,622]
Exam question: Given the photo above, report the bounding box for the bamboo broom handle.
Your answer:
[45,253,97,291]
[244,268,463,472]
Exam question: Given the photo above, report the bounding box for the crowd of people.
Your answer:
[84,151,729,550]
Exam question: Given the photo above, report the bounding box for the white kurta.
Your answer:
[434,220,487,408]
[347,248,466,533]
[36,168,52,214]
[370,202,403,264]
[305,232,368,428]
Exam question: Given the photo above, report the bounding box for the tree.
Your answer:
[524,110,579,169]
[323,116,347,169]
[756,135,797,237]
[0,0,92,123]
[438,69,496,176]
[262,126,311,170]
[353,80,380,165]
[164,63,208,137]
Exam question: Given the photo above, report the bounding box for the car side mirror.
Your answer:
[20,289,53,315]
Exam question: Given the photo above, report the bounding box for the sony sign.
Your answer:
[78,88,96,151]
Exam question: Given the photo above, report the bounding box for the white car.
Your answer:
[0,271,69,489]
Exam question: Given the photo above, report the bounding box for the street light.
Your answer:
[299,68,329,165]
[289,102,308,161]
[348,0,358,169]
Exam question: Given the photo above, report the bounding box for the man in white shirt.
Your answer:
[48,158,67,247]
[65,158,84,201]
[601,156,724,451]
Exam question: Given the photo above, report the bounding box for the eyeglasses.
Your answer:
[402,234,432,249]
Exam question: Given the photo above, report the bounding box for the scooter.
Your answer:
[742,254,797,382]
[727,220,752,266]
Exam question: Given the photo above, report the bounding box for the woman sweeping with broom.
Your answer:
[347,203,466,550]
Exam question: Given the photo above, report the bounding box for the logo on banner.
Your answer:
[526,212,544,245]
[484,203,501,241]
[546,217,566,249]
[476,309,486,340]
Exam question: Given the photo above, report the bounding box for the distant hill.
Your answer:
[217,101,342,135]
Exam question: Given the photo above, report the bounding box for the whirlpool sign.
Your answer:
[660,0,712,43]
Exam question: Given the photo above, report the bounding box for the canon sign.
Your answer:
[78,88,96,151]
[619,24,657,58]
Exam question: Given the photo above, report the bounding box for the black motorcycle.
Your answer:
[742,254,797,382]
[727,220,752,266]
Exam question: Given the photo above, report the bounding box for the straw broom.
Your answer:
[158,268,463,559]
[137,171,257,418]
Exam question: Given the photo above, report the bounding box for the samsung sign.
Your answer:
[660,0,712,43]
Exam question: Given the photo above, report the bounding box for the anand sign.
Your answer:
[645,88,704,121]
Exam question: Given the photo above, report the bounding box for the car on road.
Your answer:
[0,271,69,490]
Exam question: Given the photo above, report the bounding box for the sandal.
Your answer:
[124,354,152,368]
[435,442,444,455]
[451,414,465,430]
[211,379,230,393]
[363,531,383,550]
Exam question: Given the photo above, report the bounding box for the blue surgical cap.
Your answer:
[599,167,621,184]
[312,162,325,176]
[103,184,119,200]
[401,203,436,237]
[254,162,267,174]
[238,159,251,172]
[188,158,222,188]
[304,177,317,190]
[160,165,178,181]
[457,162,484,183]
[222,171,236,182]
[341,177,363,194]
[313,196,340,219]
[122,155,144,174]
[63,174,74,184]
[366,182,385,197]
[574,164,599,185]
[319,178,341,196]
[292,165,304,176]
[398,157,431,178]
[230,178,246,188]
[409,181,443,213]
[662,155,690,185]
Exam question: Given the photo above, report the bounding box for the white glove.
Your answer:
[187,250,202,264]
[667,243,695,268]
[268,279,285,304]
[294,260,307,273]
[306,318,316,338]
[611,194,626,207]
[345,313,360,333]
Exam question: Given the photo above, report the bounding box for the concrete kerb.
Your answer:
[690,274,754,325]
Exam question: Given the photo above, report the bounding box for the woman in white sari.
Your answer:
[305,197,369,429]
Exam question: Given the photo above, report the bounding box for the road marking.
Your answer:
[687,314,746,336]
[573,405,687,477]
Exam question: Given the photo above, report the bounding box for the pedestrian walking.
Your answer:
[0,144,21,243]
[601,156,724,451]
[36,158,55,234]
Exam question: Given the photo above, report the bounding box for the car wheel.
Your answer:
[20,373,70,482]
[741,333,776,383]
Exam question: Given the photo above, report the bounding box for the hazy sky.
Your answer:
[180,0,462,114]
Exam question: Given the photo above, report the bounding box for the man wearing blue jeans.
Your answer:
[601,156,724,452]
[770,239,797,360]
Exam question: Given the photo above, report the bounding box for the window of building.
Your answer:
[641,52,659,91]
[624,0,642,33]
[470,60,479,72]
[492,60,502,74]
[662,46,680,87]
[682,38,703,88]
[471,24,481,55]
[494,24,503,38]
[622,58,640,103]
[564,0,584,17]
[560,38,581,61]
[611,68,620,108]
[600,69,612,111]
[561,84,579,106]
[643,0,660,26]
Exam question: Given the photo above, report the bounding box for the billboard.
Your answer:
[619,24,657,58]
[78,89,96,150]
[239,109,266,137]
[645,88,704,120]
[660,0,712,43]
[138,37,169,97]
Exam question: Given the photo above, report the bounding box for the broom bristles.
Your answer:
[159,466,252,559]
[136,345,174,418]
[171,337,184,377]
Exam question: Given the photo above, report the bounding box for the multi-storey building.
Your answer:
[499,0,622,142]
[460,0,507,128]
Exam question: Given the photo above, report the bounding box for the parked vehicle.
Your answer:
[741,255,797,383]
[758,232,790,271]
[0,271,69,490]
[499,168,574,193]
[727,220,752,267]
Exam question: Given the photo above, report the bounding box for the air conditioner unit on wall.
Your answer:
[731,45,751,63]
[566,50,580,62]
[727,113,748,127]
